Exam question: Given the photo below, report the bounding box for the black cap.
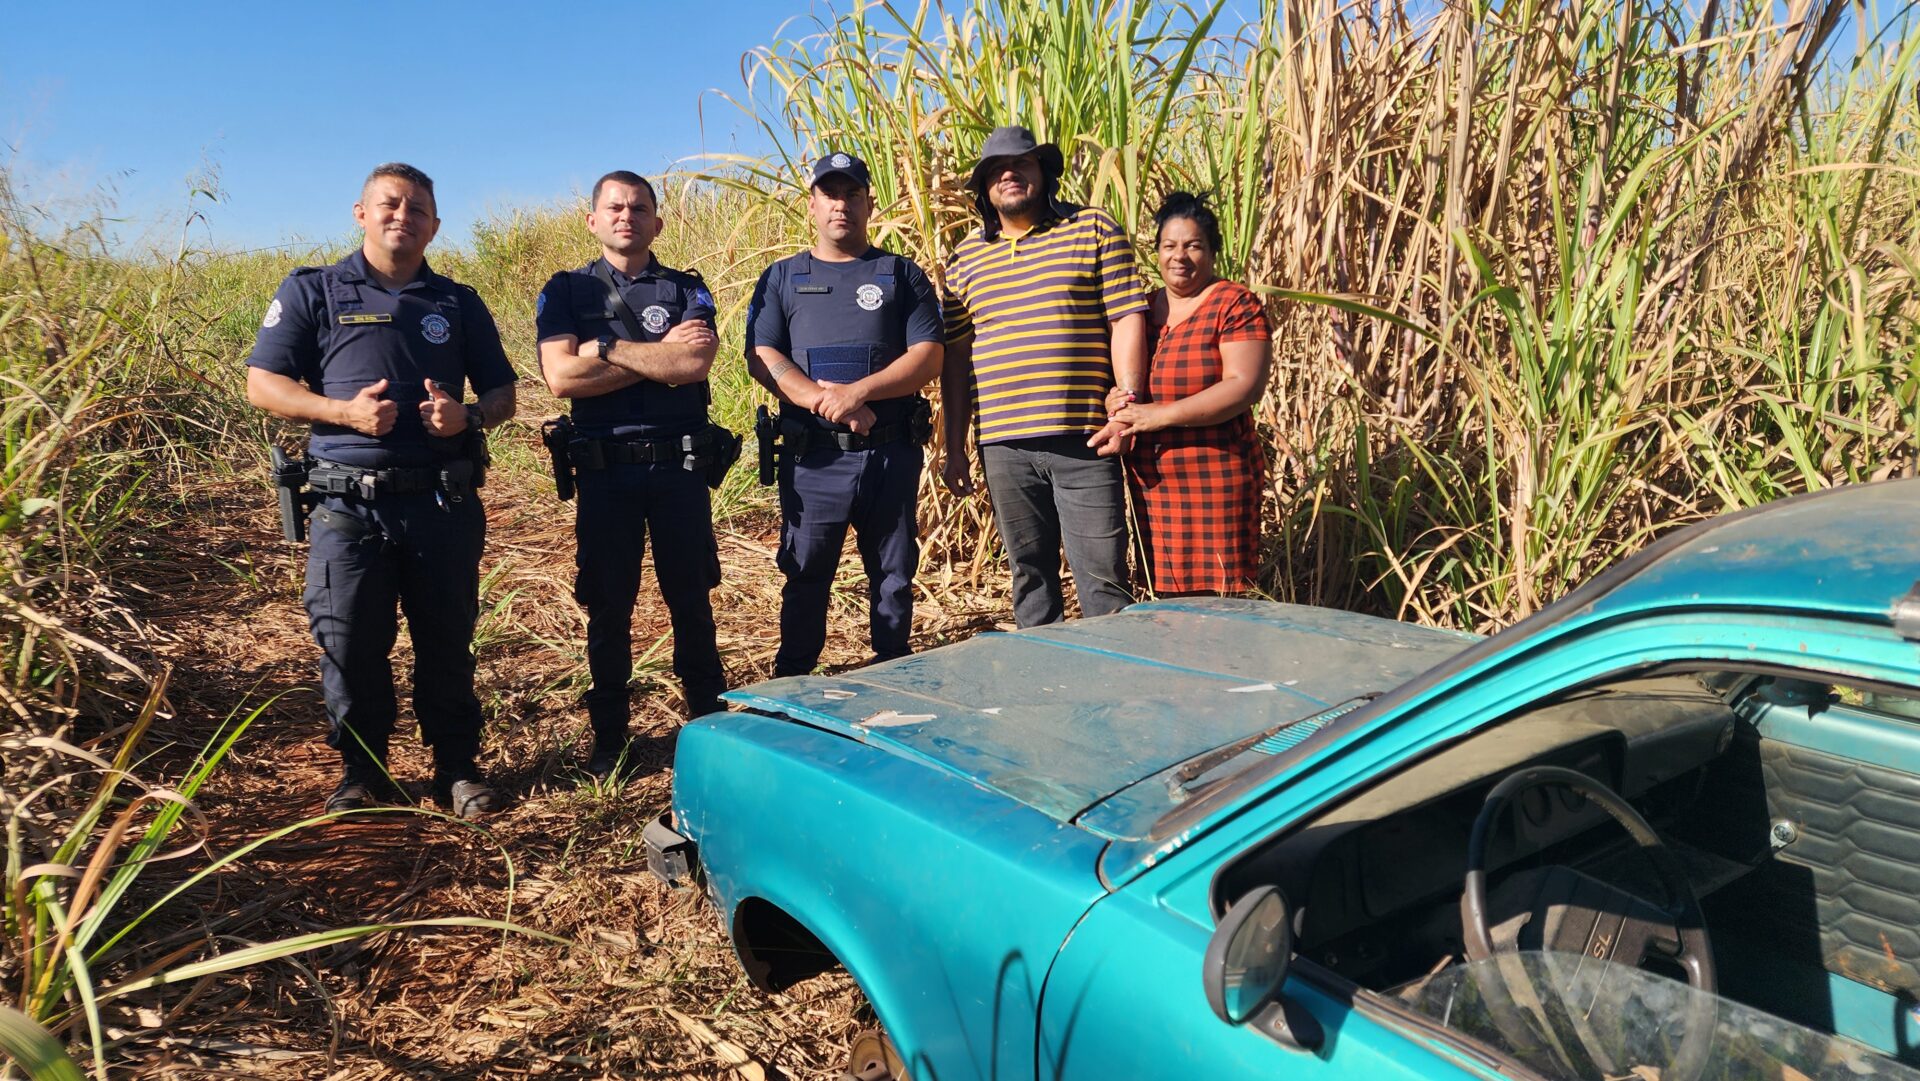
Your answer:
[810,152,871,189]
[968,125,1065,191]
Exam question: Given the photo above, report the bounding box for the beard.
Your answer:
[989,185,1046,220]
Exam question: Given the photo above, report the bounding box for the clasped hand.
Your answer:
[813,381,874,434]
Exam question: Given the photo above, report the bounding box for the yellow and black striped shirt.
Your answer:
[942,208,1148,445]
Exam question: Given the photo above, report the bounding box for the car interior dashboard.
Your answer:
[1214,675,1745,990]
[1213,668,1920,1063]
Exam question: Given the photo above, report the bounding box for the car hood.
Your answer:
[722,599,1477,841]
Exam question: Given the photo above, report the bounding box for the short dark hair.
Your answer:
[1153,191,1222,253]
[363,163,436,211]
[591,170,659,210]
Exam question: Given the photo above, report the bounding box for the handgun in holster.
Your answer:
[754,405,777,486]
[270,445,316,542]
[700,424,744,490]
[908,396,935,446]
[540,416,576,501]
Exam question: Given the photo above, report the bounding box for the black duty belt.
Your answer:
[308,461,442,497]
[778,417,915,454]
[569,430,719,470]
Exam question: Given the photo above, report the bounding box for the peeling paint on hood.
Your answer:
[721,599,1477,841]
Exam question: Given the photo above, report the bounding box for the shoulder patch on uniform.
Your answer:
[421,313,452,344]
[690,286,715,310]
[262,298,283,328]
[535,292,547,317]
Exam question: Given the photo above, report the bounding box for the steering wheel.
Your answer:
[1461,765,1715,993]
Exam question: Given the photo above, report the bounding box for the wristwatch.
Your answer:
[465,403,487,432]
[596,332,617,360]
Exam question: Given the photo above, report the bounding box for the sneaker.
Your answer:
[325,769,406,813]
[432,765,506,819]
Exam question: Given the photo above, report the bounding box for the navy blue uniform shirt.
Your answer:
[247,251,516,468]
[745,247,942,428]
[535,256,717,439]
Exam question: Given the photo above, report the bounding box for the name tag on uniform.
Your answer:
[337,313,393,325]
[795,285,833,294]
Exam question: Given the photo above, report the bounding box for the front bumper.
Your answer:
[643,812,698,888]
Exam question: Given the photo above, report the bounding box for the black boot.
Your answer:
[685,683,728,719]
[325,758,405,813]
[584,734,635,783]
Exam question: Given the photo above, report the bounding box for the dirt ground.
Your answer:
[102,443,1008,1079]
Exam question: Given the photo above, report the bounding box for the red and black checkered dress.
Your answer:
[1128,282,1270,595]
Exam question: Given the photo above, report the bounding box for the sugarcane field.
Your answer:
[6,1,1920,1079]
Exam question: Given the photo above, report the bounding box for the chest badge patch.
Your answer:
[262,298,282,328]
[856,284,885,311]
[421,313,452,344]
[641,304,671,334]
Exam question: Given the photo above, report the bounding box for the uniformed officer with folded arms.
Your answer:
[536,171,728,780]
[745,152,944,677]
[246,162,518,818]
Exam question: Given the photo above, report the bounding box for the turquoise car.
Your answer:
[653,481,1920,1080]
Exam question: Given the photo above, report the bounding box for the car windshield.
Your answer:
[1398,952,1920,1080]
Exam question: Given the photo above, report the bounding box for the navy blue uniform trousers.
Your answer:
[303,490,486,769]
[774,441,921,677]
[574,462,723,740]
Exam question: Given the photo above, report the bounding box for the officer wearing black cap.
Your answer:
[536,171,728,779]
[245,162,518,818]
[745,152,944,677]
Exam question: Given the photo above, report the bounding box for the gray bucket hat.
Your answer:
[967,125,1065,192]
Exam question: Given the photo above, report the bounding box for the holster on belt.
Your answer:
[540,416,576,501]
[907,396,934,446]
[269,445,316,542]
[699,423,743,490]
[755,405,777,486]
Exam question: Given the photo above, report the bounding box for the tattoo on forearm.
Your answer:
[769,360,798,380]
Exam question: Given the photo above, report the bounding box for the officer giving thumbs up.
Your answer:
[245,163,518,819]
[744,153,944,677]
[342,378,398,436]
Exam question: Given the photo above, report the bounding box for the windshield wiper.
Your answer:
[1166,694,1380,797]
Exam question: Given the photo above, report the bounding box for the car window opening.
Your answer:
[1215,666,1920,1078]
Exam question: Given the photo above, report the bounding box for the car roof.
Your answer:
[1587,477,1920,624]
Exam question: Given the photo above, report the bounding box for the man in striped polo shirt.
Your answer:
[940,126,1149,627]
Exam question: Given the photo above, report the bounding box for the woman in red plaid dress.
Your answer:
[1096,193,1272,595]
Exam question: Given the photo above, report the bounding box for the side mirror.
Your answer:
[1203,885,1293,1025]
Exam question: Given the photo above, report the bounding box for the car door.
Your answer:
[1689,678,1920,1060]
[1037,881,1509,1081]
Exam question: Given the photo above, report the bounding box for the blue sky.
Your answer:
[1,1,825,252]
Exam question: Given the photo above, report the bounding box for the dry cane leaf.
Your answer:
[664,1006,781,1081]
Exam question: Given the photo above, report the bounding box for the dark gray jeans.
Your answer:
[980,435,1134,627]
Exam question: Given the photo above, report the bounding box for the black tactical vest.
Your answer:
[308,263,471,467]
[568,260,710,439]
[780,251,913,427]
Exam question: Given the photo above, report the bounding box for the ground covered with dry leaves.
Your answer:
[105,433,1006,1079]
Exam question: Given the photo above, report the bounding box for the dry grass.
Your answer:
[0,176,1002,1077]
[8,1,1920,1076]
[65,464,1002,1079]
